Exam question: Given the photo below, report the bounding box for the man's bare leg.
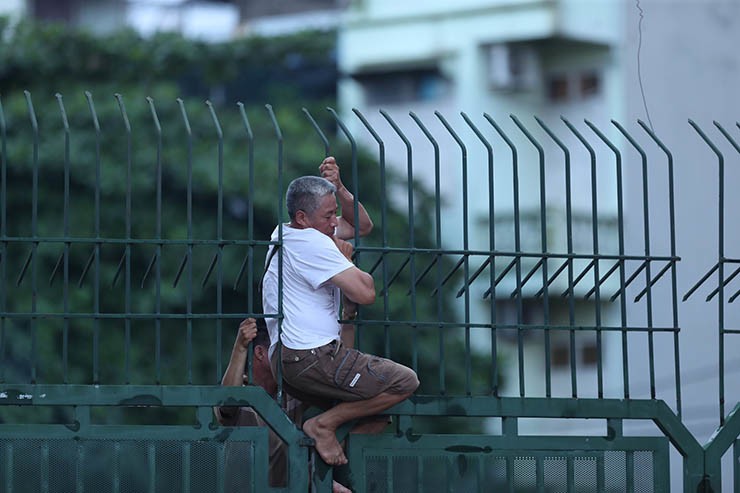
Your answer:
[302,391,412,466]
[332,480,352,493]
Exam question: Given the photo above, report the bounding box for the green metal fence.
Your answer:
[0,91,738,492]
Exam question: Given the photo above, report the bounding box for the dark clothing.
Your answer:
[272,340,419,409]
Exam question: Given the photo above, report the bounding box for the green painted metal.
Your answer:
[0,426,271,492]
[347,433,670,493]
[0,91,739,491]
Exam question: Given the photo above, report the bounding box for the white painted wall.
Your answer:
[340,1,740,490]
[621,2,740,491]
[339,0,624,392]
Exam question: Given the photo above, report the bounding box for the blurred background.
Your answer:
[2,1,740,491]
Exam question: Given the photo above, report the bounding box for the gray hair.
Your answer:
[286,176,336,220]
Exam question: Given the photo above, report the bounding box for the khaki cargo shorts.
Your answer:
[271,340,419,408]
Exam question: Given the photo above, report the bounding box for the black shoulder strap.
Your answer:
[258,243,281,295]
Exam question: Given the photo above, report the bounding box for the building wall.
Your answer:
[621,2,740,491]
[338,0,625,411]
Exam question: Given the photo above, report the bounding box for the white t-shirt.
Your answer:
[262,224,353,356]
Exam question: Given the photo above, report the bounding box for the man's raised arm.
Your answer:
[330,235,375,306]
[319,156,373,239]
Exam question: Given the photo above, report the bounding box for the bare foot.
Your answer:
[333,480,352,493]
[303,416,347,466]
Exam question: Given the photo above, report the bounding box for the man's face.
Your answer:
[303,194,338,237]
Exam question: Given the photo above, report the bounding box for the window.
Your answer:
[549,340,600,368]
[579,72,600,97]
[545,70,601,102]
[355,68,450,105]
[547,75,569,102]
[487,43,539,91]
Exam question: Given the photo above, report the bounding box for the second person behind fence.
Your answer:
[262,158,419,466]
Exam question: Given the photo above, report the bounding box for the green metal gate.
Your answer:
[0,91,739,492]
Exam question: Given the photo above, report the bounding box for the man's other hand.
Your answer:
[333,235,354,261]
[236,318,257,352]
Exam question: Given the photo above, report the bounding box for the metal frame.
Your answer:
[0,91,739,491]
[347,433,670,493]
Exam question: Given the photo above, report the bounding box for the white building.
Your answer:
[339,1,740,490]
[339,0,624,402]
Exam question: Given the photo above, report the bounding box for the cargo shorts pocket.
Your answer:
[332,348,363,390]
[281,348,320,383]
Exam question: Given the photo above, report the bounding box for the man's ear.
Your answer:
[294,210,310,228]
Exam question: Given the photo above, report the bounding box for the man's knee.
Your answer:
[391,364,419,396]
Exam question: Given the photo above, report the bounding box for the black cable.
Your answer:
[636,0,655,131]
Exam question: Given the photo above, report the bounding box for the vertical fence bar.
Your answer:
[535,456,544,492]
[387,456,394,493]
[329,108,366,350]
[510,115,546,397]
[23,91,40,383]
[435,112,471,393]
[409,112,446,393]
[328,109,361,249]
[561,118,604,398]
[485,115,521,397]
[84,91,102,384]
[146,97,164,385]
[113,441,121,493]
[475,455,483,492]
[566,456,574,492]
[76,441,84,493]
[115,94,133,384]
[537,118,576,398]
[688,120,725,422]
[445,455,453,493]
[585,121,630,399]
[353,109,392,356]
[148,442,156,493]
[714,121,740,418]
[613,121,657,399]
[56,94,72,383]
[379,110,417,367]
[206,101,225,383]
[626,450,635,493]
[239,103,255,309]
[506,455,514,493]
[182,442,191,493]
[41,441,49,493]
[504,418,517,493]
[216,441,225,493]
[177,99,194,386]
[461,113,500,395]
[4,443,12,491]
[0,96,6,383]
[237,103,255,381]
[710,120,740,424]
[303,107,331,157]
[265,104,285,402]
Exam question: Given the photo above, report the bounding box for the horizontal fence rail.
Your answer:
[0,91,738,492]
